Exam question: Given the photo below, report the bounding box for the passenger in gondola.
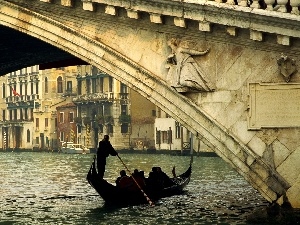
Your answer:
[116,170,128,187]
[157,167,176,187]
[147,167,175,190]
[132,169,146,189]
[147,167,163,190]
[97,135,118,179]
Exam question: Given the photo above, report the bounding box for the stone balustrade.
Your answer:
[37,0,300,46]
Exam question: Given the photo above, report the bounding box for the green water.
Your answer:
[0,152,297,224]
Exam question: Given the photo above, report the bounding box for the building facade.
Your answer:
[73,65,157,151]
[154,109,213,153]
[0,64,205,153]
[0,66,40,151]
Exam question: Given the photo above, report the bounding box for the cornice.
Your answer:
[82,0,300,43]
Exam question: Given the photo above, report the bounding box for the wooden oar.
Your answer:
[117,155,155,206]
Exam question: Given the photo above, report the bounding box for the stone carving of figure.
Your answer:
[166,38,214,92]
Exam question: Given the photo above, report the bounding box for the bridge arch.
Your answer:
[0,1,293,206]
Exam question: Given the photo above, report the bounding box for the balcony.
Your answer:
[6,94,40,103]
[63,89,77,97]
[73,92,112,103]
[0,120,25,127]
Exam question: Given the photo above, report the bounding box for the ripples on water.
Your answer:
[0,152,298,225]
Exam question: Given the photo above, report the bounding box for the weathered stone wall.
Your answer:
[1,0,300,207]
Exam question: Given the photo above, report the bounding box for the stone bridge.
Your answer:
[1,0,300,208]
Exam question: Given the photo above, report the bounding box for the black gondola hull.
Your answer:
[87,159,192,206]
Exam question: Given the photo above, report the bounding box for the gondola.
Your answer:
[86,156,192,206]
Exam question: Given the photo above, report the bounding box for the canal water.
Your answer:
[0,152,298,225]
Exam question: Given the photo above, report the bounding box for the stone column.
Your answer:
[290,0,300,14]
[277,0,288,12]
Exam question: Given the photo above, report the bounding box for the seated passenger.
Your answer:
[131,169,146,189]
[116,170,128,187]
[157,167,175,187]
[147,167,175,190]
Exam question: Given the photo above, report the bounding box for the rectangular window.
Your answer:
[2,85,5,98]
[2,110,5,121]
[175,122,181,139]
[69,112,74,122]
[24,108,28,120]
[121,123,128,133]
[92,78,96,93]
[45,118,48,127]
[25,84,28,97]
[98,124,103,133]
[20,109,23,120]
[107,124,113,134]
[27,130,30,143]
[152,110,156,117]
[120,83,127,93]
[30,108,33,120]
[78,80,82,95]
[36,118,39,128]
[36,83,39,95]
[59,112,64,123]
[157,109,161,118]
[121,105,127,115]
[60,132,64,142]
[14,109,17,121]
[156,130,161,144]
[9,110,12,121]
[109,77,113,92]
[99,77,104,93]
[86,79,91,94]
[168,128,172,144]
[162,131,168,143]
[19,84,23,96]
[36,137,39,144]
[67,81,72,92]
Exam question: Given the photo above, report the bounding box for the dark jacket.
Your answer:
[97,140,118,158]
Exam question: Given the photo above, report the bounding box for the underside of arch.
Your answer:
[0,0,290,204]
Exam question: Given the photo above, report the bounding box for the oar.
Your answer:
[117,155,155,206]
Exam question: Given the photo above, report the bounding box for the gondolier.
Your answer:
[97,135,118,178]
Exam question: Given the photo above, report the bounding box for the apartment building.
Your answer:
[73,65,157,151]
[0,64,203,153]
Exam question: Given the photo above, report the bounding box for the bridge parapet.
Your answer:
[33,0,300,45]
[78,0,300,46]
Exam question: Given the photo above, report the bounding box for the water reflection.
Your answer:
[0,152,297,224]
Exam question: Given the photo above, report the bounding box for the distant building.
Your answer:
[154,109,213,153]
[2,64,204,153]
[56,102,77,148]
[73,65,156,151]
[0,66,40,151]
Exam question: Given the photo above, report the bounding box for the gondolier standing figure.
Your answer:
[97,135,118,178]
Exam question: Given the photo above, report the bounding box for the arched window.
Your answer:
[27,129,30,143]
[57,76,63,93]
[45,77,48,93]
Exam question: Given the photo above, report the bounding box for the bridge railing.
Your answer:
[212,0,300,14]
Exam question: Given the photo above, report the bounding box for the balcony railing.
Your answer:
[73,92,116,103]
[5,94,40,103]
[206,0,299,14]
[73,92,130,103]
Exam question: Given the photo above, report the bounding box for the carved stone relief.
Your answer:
[166,38,214,93]
[277,53,297,82]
